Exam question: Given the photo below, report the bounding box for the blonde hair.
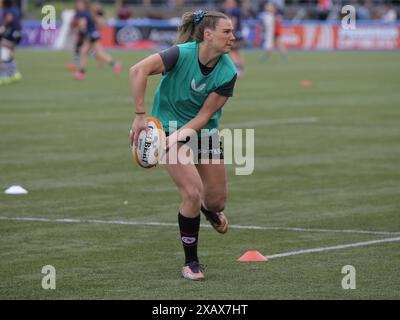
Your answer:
[176,10,229,44]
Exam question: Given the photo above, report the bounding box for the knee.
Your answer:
[203,193,227,213]
[182,187,202,209]
[80,45,89,55]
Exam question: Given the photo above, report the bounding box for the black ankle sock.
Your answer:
[178,212,200,264]
[201,205,220,225]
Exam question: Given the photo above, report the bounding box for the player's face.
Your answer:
[76,0,86,11]
[208,19,235,54]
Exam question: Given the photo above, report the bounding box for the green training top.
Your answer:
[151,41,237,134]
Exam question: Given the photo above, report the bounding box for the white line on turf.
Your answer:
[229,224,400,236]
[265,236,400,259]
[0,216,399,236]
[223,117,318,128]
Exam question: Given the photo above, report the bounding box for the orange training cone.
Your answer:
[238,250,268,262]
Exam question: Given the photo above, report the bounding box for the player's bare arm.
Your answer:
[129,54,165,146]
[168,93,229,148]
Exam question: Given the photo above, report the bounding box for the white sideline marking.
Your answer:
[266,237,400,259]
[223,117,318,128]
[0,216,176,228]
[229,224,400,236]
[0,216,399,236]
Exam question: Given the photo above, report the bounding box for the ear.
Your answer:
[204,28,213,41]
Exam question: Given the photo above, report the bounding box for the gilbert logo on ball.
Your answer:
[132,117,165,168]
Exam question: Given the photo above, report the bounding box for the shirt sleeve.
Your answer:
[214,74,237,97]
[158,45,179,73]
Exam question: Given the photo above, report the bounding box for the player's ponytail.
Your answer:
[176,10,229,44]
[176,11,196,44]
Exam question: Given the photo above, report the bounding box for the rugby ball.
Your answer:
[132,117,165,168]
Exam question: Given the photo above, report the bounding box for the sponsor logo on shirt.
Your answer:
[191,79,206,92]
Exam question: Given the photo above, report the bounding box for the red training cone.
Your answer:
[238,250,268,262]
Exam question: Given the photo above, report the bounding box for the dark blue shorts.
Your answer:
[2,28,22,45]
[89,30,100,43]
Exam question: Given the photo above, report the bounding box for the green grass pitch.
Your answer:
[1,49,399,299]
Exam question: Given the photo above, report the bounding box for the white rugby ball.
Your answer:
[132,117,165,168]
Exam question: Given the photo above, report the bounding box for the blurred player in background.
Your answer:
[0,0,22,85]
[260,2,288,63]
[222,0,245,77]
[129,10,237,281]
[65,0,84,72]
[72,0,121,80]
[116,0,132,21]
[89,1,108,67]
[66,0,108,71]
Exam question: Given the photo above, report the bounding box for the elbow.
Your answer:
[129,64,139,79]
[129,64,148,82]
